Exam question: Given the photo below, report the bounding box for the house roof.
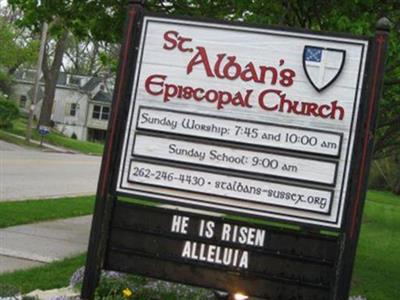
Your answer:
[92,90,112,103]
[14,69,114,95]
[15,70,67,86]
[82,77,102,92]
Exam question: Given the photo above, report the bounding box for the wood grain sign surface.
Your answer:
[116,16,369,228]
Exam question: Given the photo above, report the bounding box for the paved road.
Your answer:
[0,140,101,201]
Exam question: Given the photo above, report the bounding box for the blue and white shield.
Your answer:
[303,46,346,92]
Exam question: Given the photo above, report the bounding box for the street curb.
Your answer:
[0,193,94,202]
[0,248,55,263]
[2,132,79,154]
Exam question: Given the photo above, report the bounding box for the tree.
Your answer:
[8,0,127,127]
[238,0,400,192]
[0,17,38,95]
[145,0,400,193]
[62,37,119,81]
[148,0,399,159]
[9,0,399,191]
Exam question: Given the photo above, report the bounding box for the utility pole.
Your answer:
[26,21,48,142]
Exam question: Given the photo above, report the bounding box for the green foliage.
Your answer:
[7,0,399,189]
[369,161,390,191]
[8,0,127,43]
[8,0,399,158]
[0,73,13,96]
[351,190,400,299]
[7,0,127,126]
[1,116,104,155]
[145,0,400,194]
[0,17,38,94]
[0,255,86,294]
[0,18,38,67]
[0,195,95,228]
[369,156,400,194]
[0,283,20,298]
[147,0,400,160]
[99,51,119,74]
[91,276,211,300]
[45,133,104,155]
[0,96,19,129]
[0,130,41,148]
[95,277,142,300]
[0,190,398,299]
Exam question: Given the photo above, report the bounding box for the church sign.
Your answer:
[116,16,368,229]
[81,3,389,300]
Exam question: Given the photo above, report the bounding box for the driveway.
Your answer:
[0,140,101,201]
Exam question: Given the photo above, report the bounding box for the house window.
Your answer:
[70,103,77,116]
[92,105,101,119]
[69,76,81,86]
[101,107,110,120]
[24,71,36,81]
[92,105,110,120]
[19,95,27,108]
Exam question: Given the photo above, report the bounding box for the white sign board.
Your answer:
[117,16,369,228]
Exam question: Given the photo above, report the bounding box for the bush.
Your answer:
[0,96,19,129]
[93,277,213,300]
[0,283,20,298]
[369,156,400,194]
[70,266,212,300]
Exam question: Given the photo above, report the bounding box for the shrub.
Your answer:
[369,156,400,194]
[0,96,19,129]
[0,283,20,298]
[70,266,212,300]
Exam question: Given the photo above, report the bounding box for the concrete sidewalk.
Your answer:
[0,215,92,273]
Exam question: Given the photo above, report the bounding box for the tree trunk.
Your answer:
[39,75,57,126]
[393,155,400,195]
[394,180,400,195]
[39,30,69,127]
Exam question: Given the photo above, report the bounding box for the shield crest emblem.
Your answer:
[303,46,346,92]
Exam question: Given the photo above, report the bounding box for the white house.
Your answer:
[13,70,114,142]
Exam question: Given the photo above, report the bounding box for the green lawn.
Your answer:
[0,129,41,149]
[0,117,104,155]
[350,190,400,299]
[0,255,86,294]
[0,191,398,299]
[0,196,95,228]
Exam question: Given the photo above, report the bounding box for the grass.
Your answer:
[0,116,104,155]
[0,254,86,294]
[0,130,40,148]
[0,191,398,299]
[350,190,400,299]
[0,195,95,228]
[44,132,104,156]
